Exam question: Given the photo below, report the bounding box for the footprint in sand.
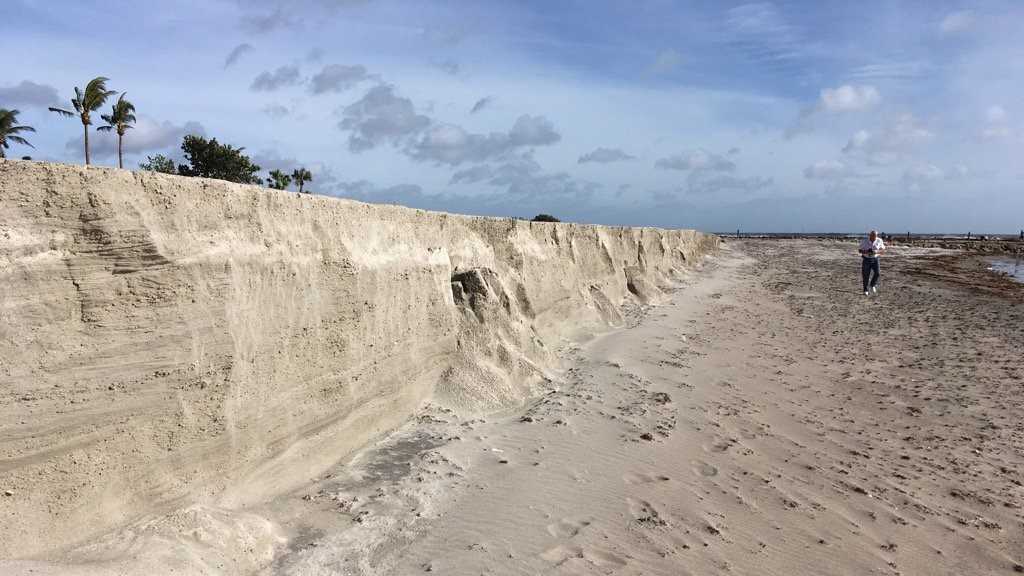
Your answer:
[691,460,718,477]
[623,472,671,485]
[546,518,592,538]
[627,497,669,527]
[540,544,583,565]
[540,544,627,568]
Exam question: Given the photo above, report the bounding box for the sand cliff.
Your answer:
[0,159,717,558]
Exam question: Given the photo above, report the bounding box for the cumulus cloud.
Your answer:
[786,84,881,138]
[338,84,431,152]
[407,115,561,166]
[842,115,933,165]
[0,80,60,108]
[655,149,736,172]
[250,65,302,92]
[819,85,881,112]
[470,96,493,114]
[309,64,370,94]
[69,117,205,158]
[578,147,636,164]
[940,10,974,34]
[224,43,253,69]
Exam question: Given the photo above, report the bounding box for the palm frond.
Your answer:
[49,107,76,118]
[7,136,34,148]
[96,125,113,132]
[8,125,36,134]
[82,77,116,111]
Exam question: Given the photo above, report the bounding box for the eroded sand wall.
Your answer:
[0,159,717,557]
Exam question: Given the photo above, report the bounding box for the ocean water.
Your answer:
[988,257,1024,283]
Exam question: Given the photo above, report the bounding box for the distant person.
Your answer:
[858,229,886,296]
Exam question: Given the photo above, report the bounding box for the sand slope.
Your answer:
[0,159,716,560]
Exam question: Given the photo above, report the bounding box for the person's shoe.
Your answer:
[864,291,869,296]
[871,286,878,294]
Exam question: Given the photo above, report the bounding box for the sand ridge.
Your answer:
[0,158,716,562]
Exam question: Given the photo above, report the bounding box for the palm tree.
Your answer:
[0,108,35,159]
[268,169,292,190]
[48,77,117,165]
[292,167,312,193]
[97,93,136,169]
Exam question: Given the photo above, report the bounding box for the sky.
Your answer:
[2,0,1023,233]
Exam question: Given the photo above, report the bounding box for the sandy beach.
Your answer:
[265,238,1022,576]
[5,236,1023,575]
[245,239,1024,575]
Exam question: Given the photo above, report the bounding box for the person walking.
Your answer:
[858,230,886,295]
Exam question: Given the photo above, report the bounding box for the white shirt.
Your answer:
[859,237,885,257]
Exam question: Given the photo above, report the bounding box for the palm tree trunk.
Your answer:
[117,133,124,169]
[299,181,303,193]
[83,123,90,165]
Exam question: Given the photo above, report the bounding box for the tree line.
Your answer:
[1,76,314,193]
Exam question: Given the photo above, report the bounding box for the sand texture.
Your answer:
[0,159,716,564]
[244,239,1022,576]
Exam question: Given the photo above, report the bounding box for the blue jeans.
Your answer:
[862,257,880,292]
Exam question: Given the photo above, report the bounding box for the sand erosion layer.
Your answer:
[0,159,717,558]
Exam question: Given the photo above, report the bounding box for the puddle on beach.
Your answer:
[988,257,1024,283]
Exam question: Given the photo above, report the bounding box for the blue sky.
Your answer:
[3,0,1022,232]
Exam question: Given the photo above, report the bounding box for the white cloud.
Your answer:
[985,105,1007,123]
[819,85,881,112]
[578,147,636,164]
[655,149,735,172]
[803,159,848,180]
[940,10,974,34]
[786,84,882,137]
[843,115,933,165]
